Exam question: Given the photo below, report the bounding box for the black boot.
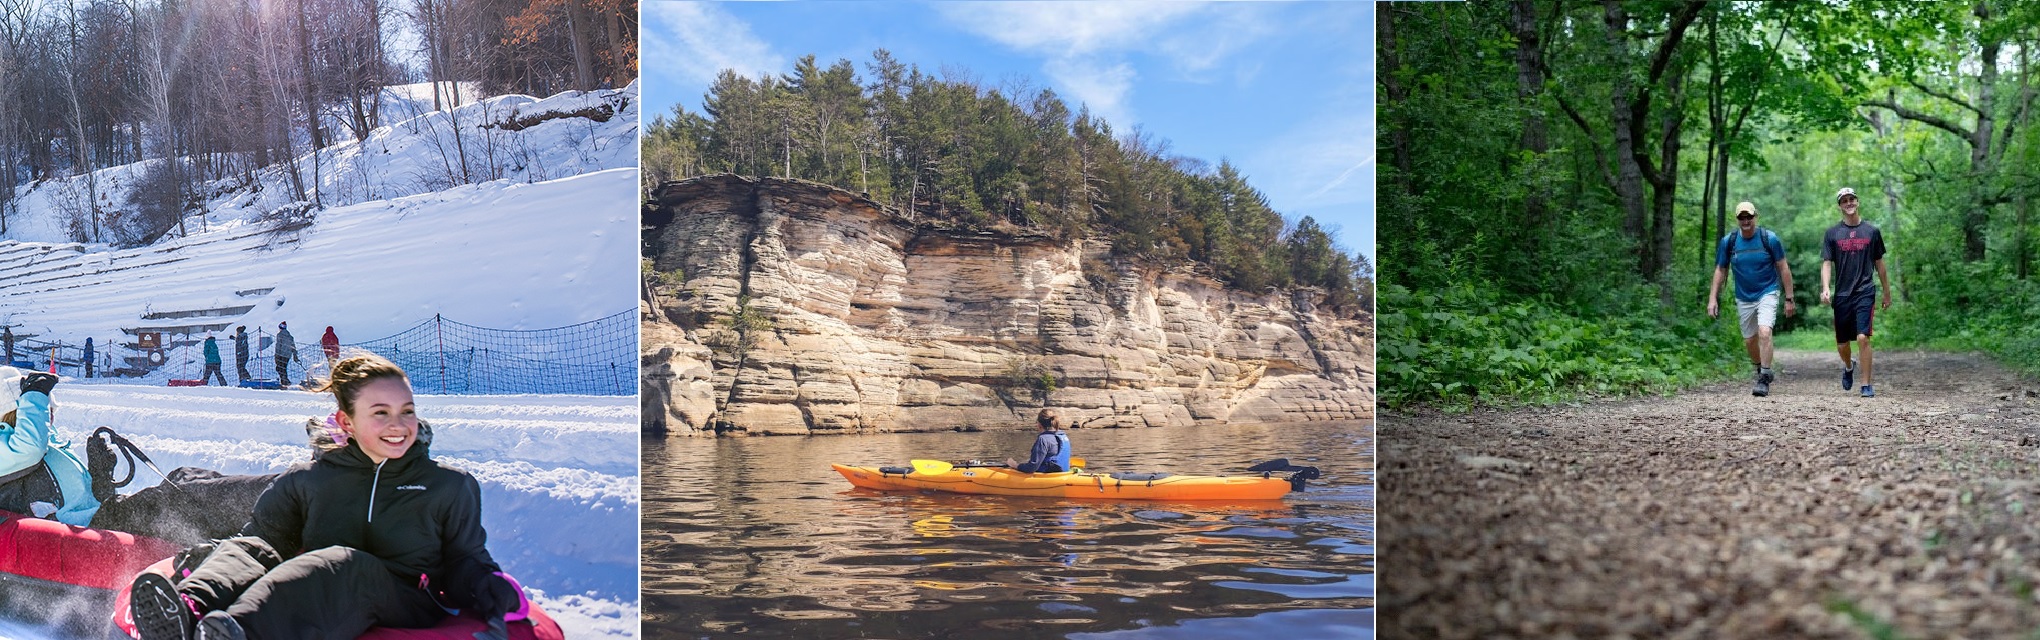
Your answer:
[130,573,195,640]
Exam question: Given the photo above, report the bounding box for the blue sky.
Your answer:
[642,1,1374,265]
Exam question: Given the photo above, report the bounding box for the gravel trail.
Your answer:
[1382,349,2040,638]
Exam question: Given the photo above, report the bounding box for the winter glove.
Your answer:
[20,373,55,396]
[470,572,521,618]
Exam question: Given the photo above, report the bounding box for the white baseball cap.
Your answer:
[0,366,20,413]
[1836,187,1858,202]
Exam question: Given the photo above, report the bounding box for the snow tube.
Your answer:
[0,509,181,591]
[833,463,1295,500]
[111,558,566,640]
[166,379,206,387]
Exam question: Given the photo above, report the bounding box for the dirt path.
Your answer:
[1381,349,2040,639]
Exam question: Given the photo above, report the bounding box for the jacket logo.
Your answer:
[395,485,428,491]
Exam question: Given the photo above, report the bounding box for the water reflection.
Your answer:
[642,422,1373,638]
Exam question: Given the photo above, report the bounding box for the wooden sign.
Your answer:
[137,332,161,349]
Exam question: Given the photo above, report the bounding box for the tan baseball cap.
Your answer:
[1836,187,1858,202]
[1735,202,1757,217]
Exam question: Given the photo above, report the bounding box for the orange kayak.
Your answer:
[831,463,1299,501]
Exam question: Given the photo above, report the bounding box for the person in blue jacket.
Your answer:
[1010,408,1072,473]
[83,337,94,378]
[0,366,101,526]
[202,336,226,386]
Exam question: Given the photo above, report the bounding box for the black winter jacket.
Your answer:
[243,436,499,602]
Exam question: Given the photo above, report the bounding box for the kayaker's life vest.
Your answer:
[1047,431,1071,472]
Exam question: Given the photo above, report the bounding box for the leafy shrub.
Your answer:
[1378,282,1744,409]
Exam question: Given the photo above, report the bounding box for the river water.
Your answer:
[641,421,1374,639]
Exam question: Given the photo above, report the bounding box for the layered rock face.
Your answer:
[642,174,1373,435]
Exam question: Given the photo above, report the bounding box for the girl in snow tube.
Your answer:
[128,353,527,640]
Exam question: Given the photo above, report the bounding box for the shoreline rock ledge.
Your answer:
[641,174,1373,436]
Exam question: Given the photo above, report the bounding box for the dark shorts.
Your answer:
[1833,293,1875,343]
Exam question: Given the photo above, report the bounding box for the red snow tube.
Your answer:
[0,510,181,590]
[111,558,567,640]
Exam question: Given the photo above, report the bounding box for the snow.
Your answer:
[4,80,639,249]
[0,83,642,638]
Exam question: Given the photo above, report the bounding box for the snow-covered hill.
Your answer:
[3,81,638,246]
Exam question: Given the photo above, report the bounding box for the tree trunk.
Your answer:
[1602,1,1648,272]
[1964,2,1998,261]
[566,0,596,90]
[1378,4,1412,194]
[1509,0,1547,232]
[1649,70,1686,295]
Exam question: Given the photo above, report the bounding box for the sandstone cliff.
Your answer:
[641,174,1373,435]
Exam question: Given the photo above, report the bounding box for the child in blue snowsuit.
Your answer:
[0,366,100,526]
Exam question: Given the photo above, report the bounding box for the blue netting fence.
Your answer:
[6,310,635,396]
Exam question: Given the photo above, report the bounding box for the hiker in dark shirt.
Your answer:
[1820,188,1893,398]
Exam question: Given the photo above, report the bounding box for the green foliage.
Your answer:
[1878,263,2040,376]
[1378,283,1743,410]
[641,50,1372,318]
[710,296,774,362]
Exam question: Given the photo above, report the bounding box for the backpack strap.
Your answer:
[1762,227,1785,263]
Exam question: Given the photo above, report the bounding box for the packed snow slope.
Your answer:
[0,83,639,353]
[59,384,639,639]
[0,168,637,348]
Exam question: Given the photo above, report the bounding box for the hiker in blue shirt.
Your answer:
[1707,201,1796,397]
[1010,409,1072,473]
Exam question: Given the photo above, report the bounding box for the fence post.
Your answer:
[436,314,446,395]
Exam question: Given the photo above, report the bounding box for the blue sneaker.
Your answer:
[1861,385,1874,398]
[1841,362,1855,391]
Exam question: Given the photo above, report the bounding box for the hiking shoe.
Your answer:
[1753,379,1770,397]
[196,612,246,640]
[1841,363,1856,391]
[130,573,194,640]
[1759,368,1775,385]
[1862,385,1875,398]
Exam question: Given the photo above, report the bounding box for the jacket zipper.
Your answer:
[368,459,387,523]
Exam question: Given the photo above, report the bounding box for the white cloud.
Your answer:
[936,2,1277,129]
[1041,57,1138,130]
[642,2,785,87]
[938,2,1201,55]
[1250,111,1371,211]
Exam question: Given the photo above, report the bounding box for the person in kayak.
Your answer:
[1010,408,1073,473]
[129,353,523,640]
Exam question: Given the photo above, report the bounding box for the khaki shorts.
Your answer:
[1737,291,1779,339]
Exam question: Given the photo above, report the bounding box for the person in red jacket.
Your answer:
[320,326,340,364]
